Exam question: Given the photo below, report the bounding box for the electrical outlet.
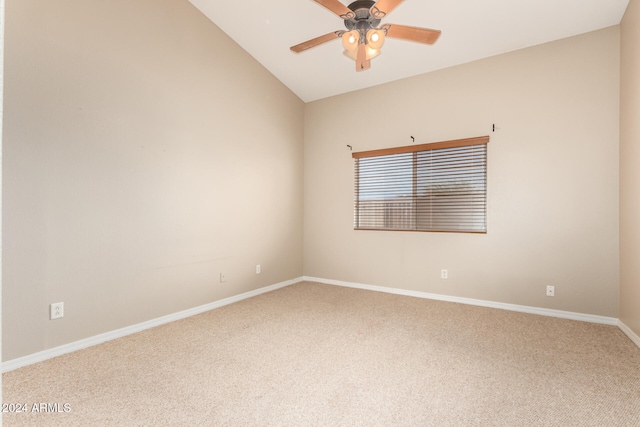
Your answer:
[219,273,227,283]
[50,302,64,320]
[441,269,448,279]
[546,285,555,297]
[256,264,261,274]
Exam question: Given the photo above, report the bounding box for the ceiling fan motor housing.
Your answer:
[344,0,381,31]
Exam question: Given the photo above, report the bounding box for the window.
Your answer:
[353,136,489,233]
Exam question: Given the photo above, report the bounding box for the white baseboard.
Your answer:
[618,320,640,348]
[2,277,305,373]
[303,276,620,326]
[5,275,636,373]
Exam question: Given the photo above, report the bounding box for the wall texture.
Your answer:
[620,0,640,337]
[3,0,304,361]
[304,27,620,317]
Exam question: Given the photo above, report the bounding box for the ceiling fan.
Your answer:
[290,0,441,72]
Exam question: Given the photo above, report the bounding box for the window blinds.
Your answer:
[353,136,489,233]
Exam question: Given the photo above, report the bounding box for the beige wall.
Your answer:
[620,0,640,336]
[304,27,620,317]
[2,0,304,361]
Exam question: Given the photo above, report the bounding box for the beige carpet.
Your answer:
[3,281,640,426]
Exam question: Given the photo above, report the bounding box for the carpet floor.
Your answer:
[3,281,640,426]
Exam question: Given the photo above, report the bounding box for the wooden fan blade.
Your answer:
[356,43,370,71]
[385,24,441,44]
[371,0,403,18]
[314,0,355,19]
[290,31,342,53]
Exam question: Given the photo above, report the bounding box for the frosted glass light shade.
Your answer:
[366,29,385,50]
[343,46,380,61]
[341,30,360,51]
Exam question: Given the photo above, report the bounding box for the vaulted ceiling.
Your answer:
[190,0,629,102]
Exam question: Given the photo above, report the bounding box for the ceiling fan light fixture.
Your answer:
[365,46,381,60]
[366,28,385,50]
[341,30,360,51]
[343,46,380,61]
[343,49,357,60]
